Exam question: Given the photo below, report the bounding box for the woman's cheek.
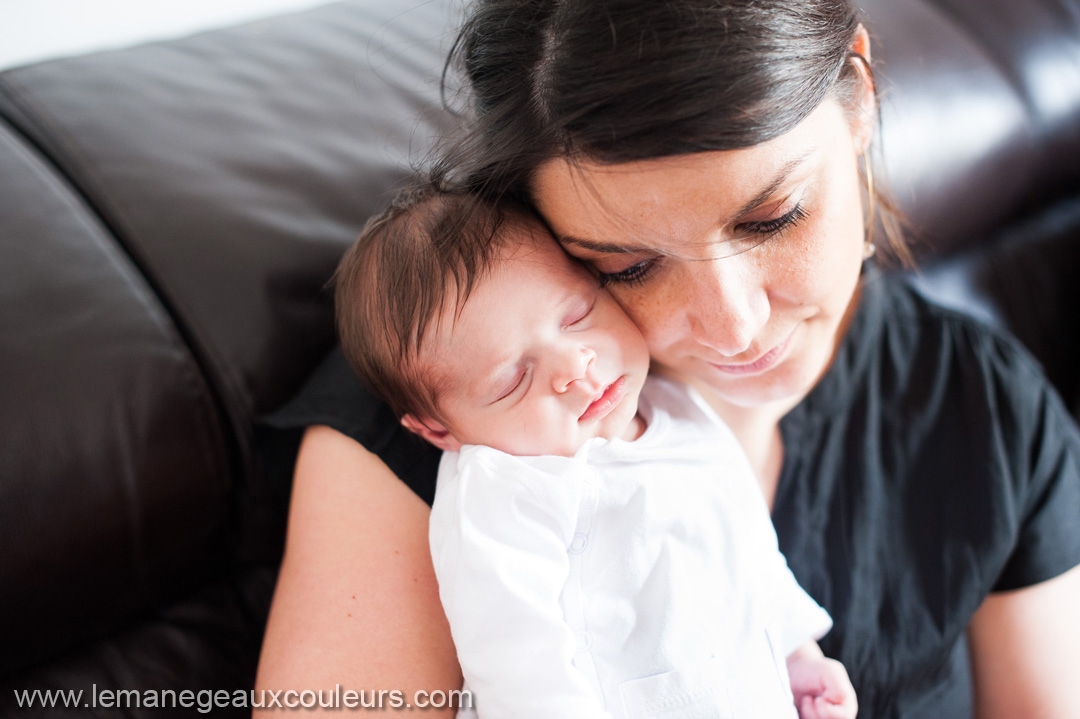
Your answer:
[787,218,859,307]
[609,281,683,354]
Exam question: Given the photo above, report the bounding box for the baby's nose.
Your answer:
[552,345,596,393]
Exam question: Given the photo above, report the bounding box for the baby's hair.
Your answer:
[333,180,531,423]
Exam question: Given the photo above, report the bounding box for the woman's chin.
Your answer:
[712,378,804,409]
[686,356,820,410]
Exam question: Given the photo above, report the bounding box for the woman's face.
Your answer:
[532,99,869,410]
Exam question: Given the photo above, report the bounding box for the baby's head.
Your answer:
[335,183,649,457]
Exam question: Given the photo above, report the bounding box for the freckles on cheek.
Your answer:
[760,241,810,289]
[610,286,679,350]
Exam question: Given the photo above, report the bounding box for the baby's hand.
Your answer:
[786,642,858,719]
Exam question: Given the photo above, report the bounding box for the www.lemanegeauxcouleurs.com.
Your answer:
[12,684,474,712]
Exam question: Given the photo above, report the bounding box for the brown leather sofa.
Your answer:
[1,0,1077,716]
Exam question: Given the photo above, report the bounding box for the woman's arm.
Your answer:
[967,564,1080,719]
[254,425,462,716]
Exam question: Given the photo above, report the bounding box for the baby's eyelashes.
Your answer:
[493,366,529,403]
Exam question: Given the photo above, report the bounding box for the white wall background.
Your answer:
[0,0,336,70]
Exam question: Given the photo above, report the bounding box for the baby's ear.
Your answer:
[401,414,463,453]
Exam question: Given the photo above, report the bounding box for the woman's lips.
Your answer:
[579,376,627,422]
[709,327,796,376]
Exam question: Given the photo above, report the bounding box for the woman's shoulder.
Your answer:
[875,273,1021,349]
[781,271,1080,717]
[262,346,441,506]
[866,272,1052,391]
[795,270,1079,484]
[842,273,1080,513]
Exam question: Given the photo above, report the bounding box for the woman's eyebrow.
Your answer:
[558,148,817,254]
[558,235,647,254]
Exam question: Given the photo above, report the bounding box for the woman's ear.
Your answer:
[851,23,872,65]
[848,24,876,155]
[401,414,463,452]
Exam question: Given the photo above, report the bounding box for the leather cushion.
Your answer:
[0,119,231,675]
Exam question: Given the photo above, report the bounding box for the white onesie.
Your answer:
[428,375,832,719]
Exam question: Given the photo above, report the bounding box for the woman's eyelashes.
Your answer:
[595,203,809,288]
[597,259,659,288]
[739,202,808,240]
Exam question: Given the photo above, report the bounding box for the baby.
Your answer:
[334,183,857,719]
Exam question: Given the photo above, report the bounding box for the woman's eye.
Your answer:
[741,203,808,239]
[597,259,658,288]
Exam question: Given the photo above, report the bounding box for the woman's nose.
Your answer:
[684,259,769,357]
[551,344,596,393]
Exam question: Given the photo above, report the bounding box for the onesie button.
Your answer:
[575,631,591,651]
[568,532,588,554]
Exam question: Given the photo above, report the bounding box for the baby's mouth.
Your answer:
[579,376,627,422]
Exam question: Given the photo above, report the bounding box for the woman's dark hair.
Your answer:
[436,0,909,263]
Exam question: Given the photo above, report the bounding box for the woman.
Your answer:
[255,0,1080,716]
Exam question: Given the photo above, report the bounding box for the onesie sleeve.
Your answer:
[428,448,610,719]
[765,549,834,657]
[730,456,833,657]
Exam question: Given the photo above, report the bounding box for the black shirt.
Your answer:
[268,273,1080,719]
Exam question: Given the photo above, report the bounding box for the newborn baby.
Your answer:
[333,183,858,719]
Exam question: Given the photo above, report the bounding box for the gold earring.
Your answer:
[863,157,876,260]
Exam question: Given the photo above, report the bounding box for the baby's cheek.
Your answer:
[516,402,567,455]
[519,410,550,440]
